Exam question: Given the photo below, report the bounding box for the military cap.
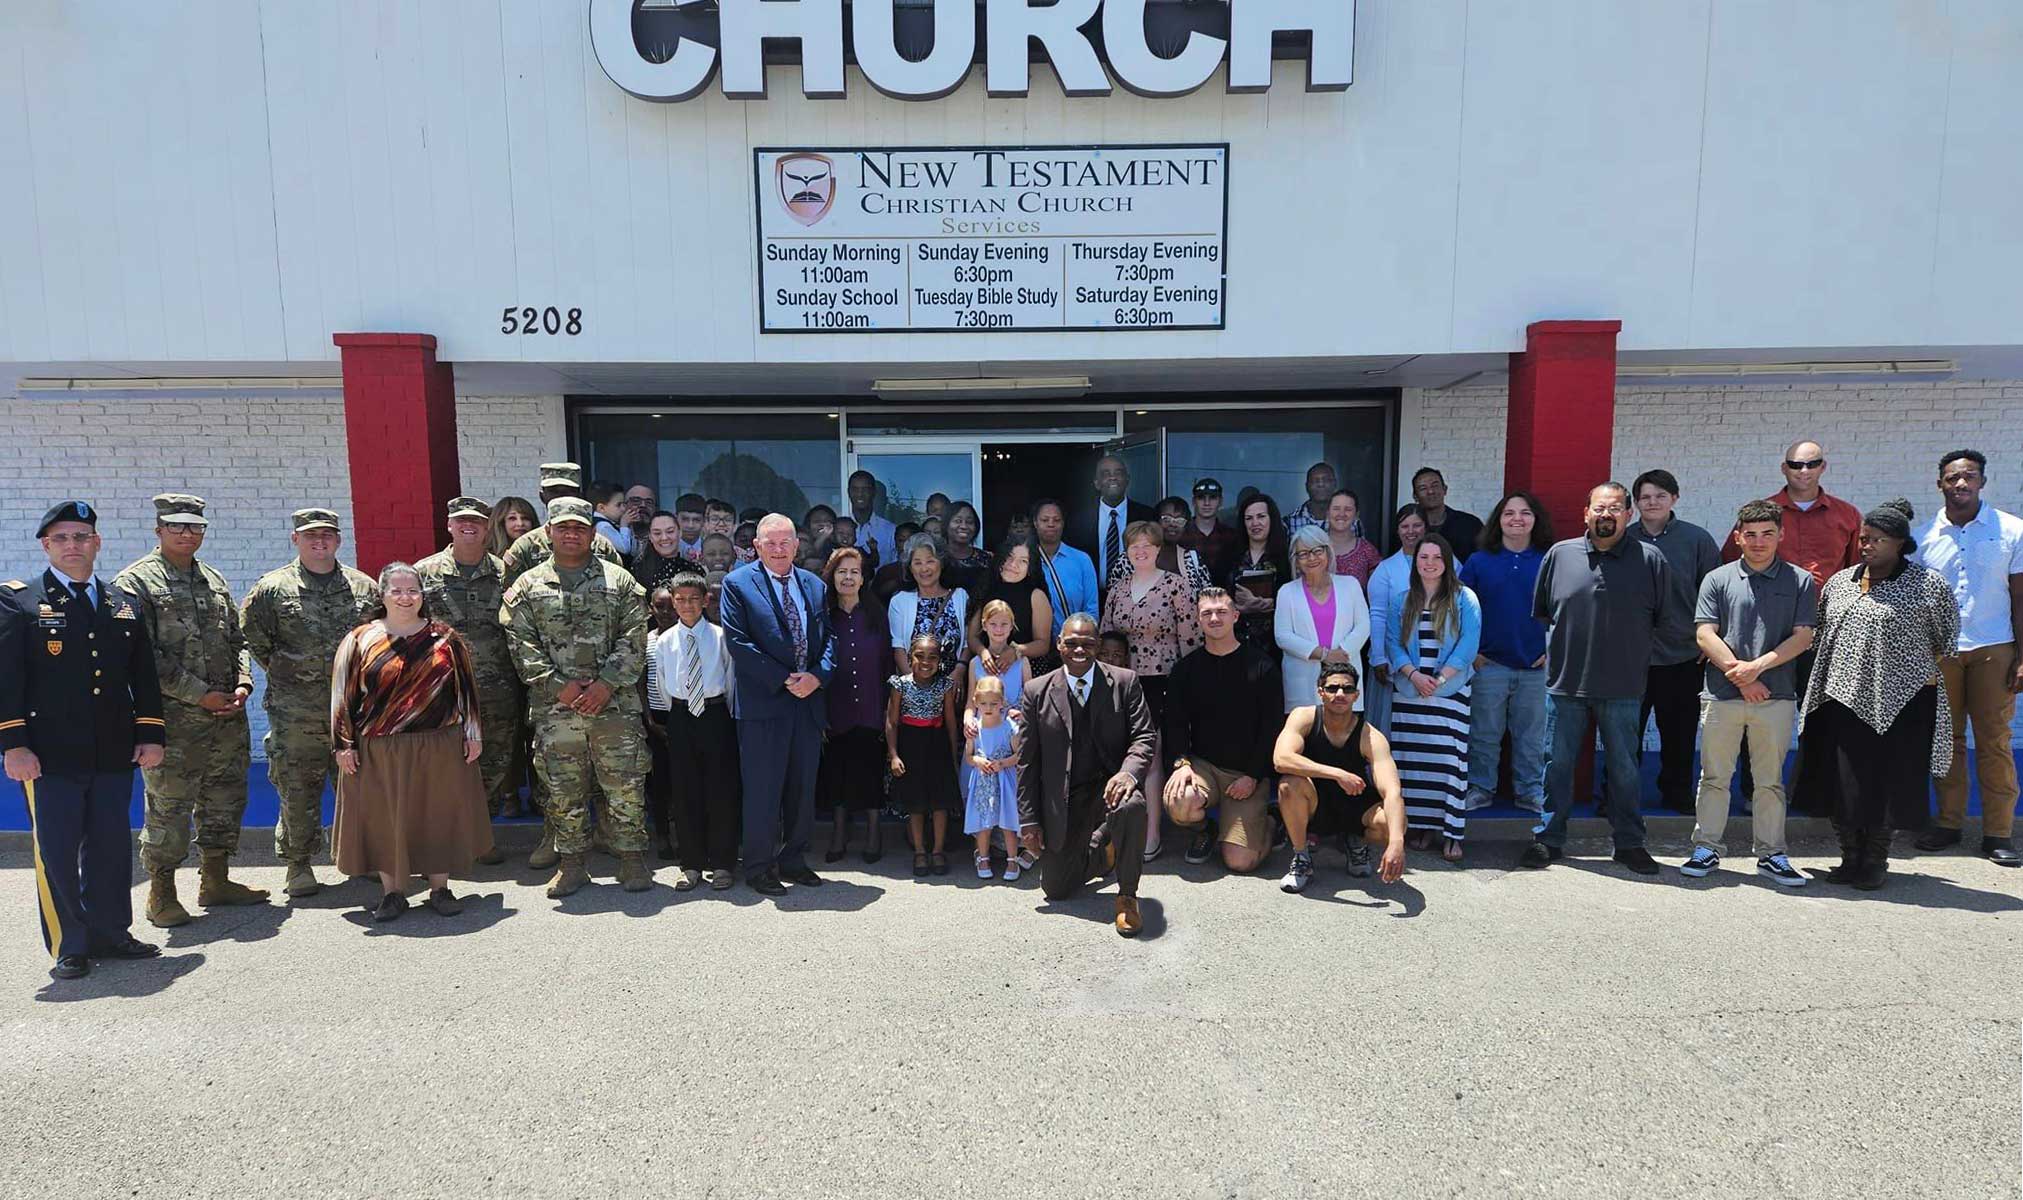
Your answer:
[446,496,492,520]
[545,496,595,527]
[291,508,342,532]
[538,462,583,489]
[153,493,210,526]
[36,500,98,538]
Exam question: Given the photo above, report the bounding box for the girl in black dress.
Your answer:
[887,633,963,877]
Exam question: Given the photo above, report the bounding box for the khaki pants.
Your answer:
[1936,644,2020,838]
[1691,697,1796,856]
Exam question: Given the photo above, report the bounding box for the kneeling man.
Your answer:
[1162,587,1281,872]
[1018,613,1156,936]
[1274,663,1406,892]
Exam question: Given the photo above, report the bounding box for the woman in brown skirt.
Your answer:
[331,562,492,921]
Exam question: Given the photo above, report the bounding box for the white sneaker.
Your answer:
[1280,851,1314,894]
[1461,788,1494,812]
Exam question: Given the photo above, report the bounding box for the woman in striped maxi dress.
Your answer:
[1384,535,1481,862]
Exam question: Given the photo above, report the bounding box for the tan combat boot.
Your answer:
[527,830,559,871]
[545,853,589,898]
[197,851,270,906]
[146,870,190,928]
[616,851,652,892]
[282,861,322,898]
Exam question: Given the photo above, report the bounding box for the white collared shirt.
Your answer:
[1914,503,2023,651]
[647,619,734,709]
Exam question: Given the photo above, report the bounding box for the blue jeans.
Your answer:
[1466,662,1546,799]
[1534,694,1646,850]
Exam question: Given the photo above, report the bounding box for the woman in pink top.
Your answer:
[1275,525,1372,714]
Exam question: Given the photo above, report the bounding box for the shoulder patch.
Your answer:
[2,580,24,591]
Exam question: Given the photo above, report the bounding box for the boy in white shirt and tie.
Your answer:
[647,574,740,890]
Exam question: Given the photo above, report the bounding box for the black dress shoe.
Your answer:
[1613,847,1661,875]
[781,866,824,886]
[749,871,788,896]
[1915,827,1963,852]
[824,847,846,864]
[49,955,90,980]
[93,936,161,960]
[1518,842,1560,869]
[1983,837,2021,867]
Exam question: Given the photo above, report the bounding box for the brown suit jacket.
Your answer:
[1015,662,1156,846]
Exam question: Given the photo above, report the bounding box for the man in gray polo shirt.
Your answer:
[1679,500,1818,886]
[1521,482,1671,873]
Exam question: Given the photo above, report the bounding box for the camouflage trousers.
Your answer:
[138,703,252,872]
[532,707,648,855]
[265,716,335,864]
[475,682,523,815]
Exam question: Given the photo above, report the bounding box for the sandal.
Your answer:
[975,853,994,879]
[930,852,949,876]
[912,853,930,878]
[1016,849,1038,871]
[1442,837,1464,864]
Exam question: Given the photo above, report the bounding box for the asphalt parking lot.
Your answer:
[2,818,2016,1200]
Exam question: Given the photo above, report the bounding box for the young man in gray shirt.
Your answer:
[1522,482,1671,874]
[1678,500,1818,885]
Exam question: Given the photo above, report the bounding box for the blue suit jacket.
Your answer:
[719,560,835,725]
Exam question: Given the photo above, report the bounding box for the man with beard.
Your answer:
[1521,483,1671,874]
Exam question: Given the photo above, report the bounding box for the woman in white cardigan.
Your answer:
[1274,525,1372,713]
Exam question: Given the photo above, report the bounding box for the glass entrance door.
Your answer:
[848,440,982,528]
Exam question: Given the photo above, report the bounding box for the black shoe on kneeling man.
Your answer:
[780,865,824,887]
[749,870,788,896]
[49,955,90,980]
[1983,837,2020,867]
[92,935,161,960]
[1518,842,1560,869]
[1613,847,1660,875]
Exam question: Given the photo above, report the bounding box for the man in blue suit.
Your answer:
[719,513,834,896]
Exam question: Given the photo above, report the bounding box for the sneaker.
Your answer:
[1679,847,1721,877]
[1279,850,1314,893]
[1183,824,1217,864]
[1515,795,1545,815]
[1756,854,1808,887]
[1345,841,1372,878]
[1461,788,1494,812]
[1518,841,1560,869]
[1613,847,1660,875]
[372,891,408,922]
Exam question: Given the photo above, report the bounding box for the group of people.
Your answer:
[4,440,2018,979]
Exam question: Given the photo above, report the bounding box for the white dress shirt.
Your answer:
[648,620,735,710]
[1914,503,2023,651]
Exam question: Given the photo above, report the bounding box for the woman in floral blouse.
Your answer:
[1101,521,1202,859]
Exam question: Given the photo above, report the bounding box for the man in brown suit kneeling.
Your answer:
[1017,612,1157,937]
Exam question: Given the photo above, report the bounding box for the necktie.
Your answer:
[1104,509,1121,579]
[1072,673,1090,707]
[683,627,706,717]
[70,581,94,625]
[775,573,806,668]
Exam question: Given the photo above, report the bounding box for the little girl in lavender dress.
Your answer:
[964,675,1023,881]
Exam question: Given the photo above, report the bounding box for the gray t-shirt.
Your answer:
[1694,557,1818,701]
[1629,515,1721,665]
[1532,536,1671,699]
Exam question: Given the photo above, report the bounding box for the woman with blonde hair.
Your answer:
[486,496,538,557]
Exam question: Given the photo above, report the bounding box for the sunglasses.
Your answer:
[1784,458,1825,471]
[1319,683,1357,696]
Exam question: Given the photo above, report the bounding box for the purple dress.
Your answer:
[821,603,888,813]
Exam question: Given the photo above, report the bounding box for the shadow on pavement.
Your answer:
[35,950,206,1003]
[1034,891,1166,940]
[161,900,294,948]
[339,890,519,937]
[1793,869,2023,914]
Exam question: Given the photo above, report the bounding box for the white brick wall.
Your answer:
[0,392,566,752]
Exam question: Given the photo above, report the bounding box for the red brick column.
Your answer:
[1505,319,1622,537]
[333,333,460,576]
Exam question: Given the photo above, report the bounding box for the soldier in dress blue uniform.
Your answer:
[0,501,168,981]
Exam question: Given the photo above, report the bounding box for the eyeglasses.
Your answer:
[1784,458,1825,471]
[1589,504,1625,516]
[1319,684,1357,696]
[1294,547,1329,560]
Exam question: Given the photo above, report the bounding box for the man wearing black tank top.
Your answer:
[1272,663,1406,892]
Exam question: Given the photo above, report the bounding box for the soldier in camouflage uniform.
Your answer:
[241,508,380,898]
[414,496,517,866]
[500,497,653,897]
[114,494,270,927]
[504,463,621,870]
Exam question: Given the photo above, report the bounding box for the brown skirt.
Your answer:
[334,725,493,879]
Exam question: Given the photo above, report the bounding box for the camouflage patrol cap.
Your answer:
[291,508,342,532]
[546,496,594,527]
[153,493,209,526]
[446,496,492,520]
[538,462,583,489]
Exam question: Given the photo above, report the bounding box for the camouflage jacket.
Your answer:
[412,547,512,675]
[500,524,623,587]
[241,561,380,724]
[113,548,252,708]
[500,558,647,715]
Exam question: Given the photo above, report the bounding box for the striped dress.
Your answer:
[1392,609,1471,841]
